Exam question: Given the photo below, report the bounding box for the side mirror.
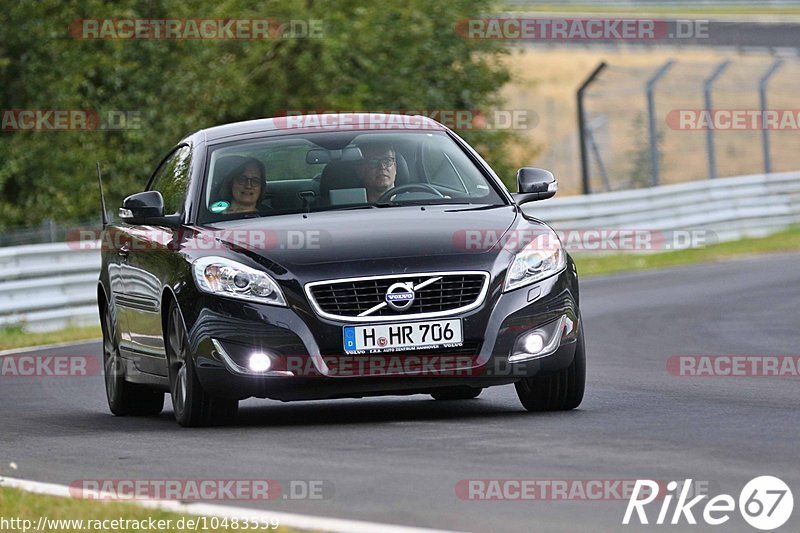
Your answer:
[119,191,181,227]
[513,167,558,205]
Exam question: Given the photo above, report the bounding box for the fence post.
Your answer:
[703,60,731,179]
[646,60,675,187]
[586,120,612,192]
[577,62,607,195]
[759,59,784,175]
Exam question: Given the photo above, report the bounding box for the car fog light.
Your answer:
[509,315,567,363]
[212,339,293,377]
[248,352,272,372]
[522,333,545,354]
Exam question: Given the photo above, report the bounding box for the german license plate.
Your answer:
[343,319,463,354]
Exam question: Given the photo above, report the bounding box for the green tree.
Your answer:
[0,0,522,229]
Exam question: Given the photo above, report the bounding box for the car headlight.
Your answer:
[192,256,287,306]
[503,232,566,292]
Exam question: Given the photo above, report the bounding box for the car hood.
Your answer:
[201,204,519,266]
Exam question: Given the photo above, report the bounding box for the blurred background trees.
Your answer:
[0,0,521,228]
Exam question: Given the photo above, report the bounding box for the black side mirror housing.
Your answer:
[119,191,181,227]
[513,167,558,205]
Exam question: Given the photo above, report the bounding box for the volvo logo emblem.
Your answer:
[385,282,415,311]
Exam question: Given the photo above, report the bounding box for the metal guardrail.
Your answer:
[0,172,798,332]
[524,171,800,243]
[0,243,100,332]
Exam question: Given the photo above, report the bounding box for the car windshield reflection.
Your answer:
[200,131,506,223]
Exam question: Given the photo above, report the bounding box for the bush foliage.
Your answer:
[0,0,519,228]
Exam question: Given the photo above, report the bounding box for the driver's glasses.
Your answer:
[364,157,396,170]
[234,176,261,187]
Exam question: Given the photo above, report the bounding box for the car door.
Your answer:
[121,144,192,375]
[105,223,133,344]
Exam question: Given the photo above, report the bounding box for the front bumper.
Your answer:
[183,265,581,401]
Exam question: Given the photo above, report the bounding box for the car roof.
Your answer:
[196,113,447,142]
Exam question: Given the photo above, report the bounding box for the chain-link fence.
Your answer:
[576,57,800,193]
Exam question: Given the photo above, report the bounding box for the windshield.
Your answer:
[199,130,507,222]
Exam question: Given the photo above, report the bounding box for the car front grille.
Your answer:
[306,272,489,321]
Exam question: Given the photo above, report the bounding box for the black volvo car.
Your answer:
[98,113,585,426]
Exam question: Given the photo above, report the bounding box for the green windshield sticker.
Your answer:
[210,201,229,213]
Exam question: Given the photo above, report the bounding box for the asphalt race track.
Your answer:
[2,254,798,532]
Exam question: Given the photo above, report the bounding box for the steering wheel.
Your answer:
[376,183,445,203]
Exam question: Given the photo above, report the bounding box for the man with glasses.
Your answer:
[355,143,397,203]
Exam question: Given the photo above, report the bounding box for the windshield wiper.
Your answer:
[374,199,473,208]
[318,204,377,212]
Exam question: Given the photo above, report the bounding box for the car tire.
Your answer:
[430,387,482,400]
[101,300,164,416]
[515,325,586,411]
[166,301,238,427]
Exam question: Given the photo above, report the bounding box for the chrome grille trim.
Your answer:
[304,271,491,323]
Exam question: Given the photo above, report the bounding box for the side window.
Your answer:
[148,145,192,215]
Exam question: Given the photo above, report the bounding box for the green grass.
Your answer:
[575,226,800,277]
[0,486,299,533]
[0,324,101,351]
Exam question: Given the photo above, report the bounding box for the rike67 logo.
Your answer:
[624,476,793,530]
